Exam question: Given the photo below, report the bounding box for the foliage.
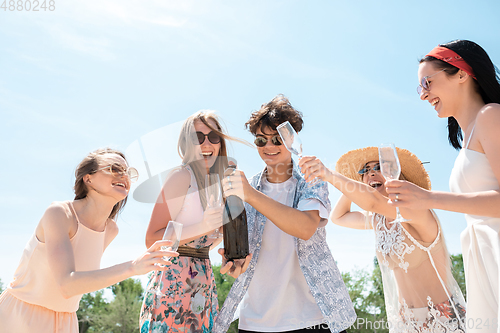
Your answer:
[212,264,239,333]
[343,258,388,333]
[95,279,144,333]
[0,278,4,293]
[76,254,467,332]
[450,253,466,300]
[77,290,107,333]
[77,278,144,333]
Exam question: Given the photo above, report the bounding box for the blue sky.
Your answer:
[1,0,500,287]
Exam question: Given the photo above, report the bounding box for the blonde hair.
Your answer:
[177,110,247,210]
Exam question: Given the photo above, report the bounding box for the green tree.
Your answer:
[77,290,107,333]
[343,258,388,333]
[95,278,145,333]
[450,253,466,300]
[213,264,238,333]
[0,278,4,293]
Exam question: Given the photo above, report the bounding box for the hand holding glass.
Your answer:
[146,221,183,296]
[277,121,319,186]
[205,173,223,238]
[378,143,410,223]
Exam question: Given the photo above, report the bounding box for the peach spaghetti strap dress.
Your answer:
[0,201,108,333]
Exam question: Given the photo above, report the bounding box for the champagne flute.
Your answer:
[277,121,319,185]
[146,221,183,296]
[205,173,223,239]
[378,143,410,224]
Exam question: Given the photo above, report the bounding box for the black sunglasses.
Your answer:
[358,163,381,175]
[254,135,282,147]
[196,131,221,145]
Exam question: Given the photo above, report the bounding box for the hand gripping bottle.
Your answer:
[222,165,250,261]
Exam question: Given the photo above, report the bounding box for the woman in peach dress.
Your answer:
[0,148,177,333]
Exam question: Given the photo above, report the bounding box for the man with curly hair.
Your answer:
[214,95,356,333]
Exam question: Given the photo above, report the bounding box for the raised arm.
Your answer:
[299,156,436,234]
[386,105,500,218]
[222,169,321,240]
[299,156,396,217]
[331,194,371,230]
[42,202,176,299]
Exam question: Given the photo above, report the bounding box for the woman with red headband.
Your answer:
[386,40,500,332]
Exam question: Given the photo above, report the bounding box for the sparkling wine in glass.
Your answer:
[205,173,223,239]
[147,221,183,296]
[378,143,410,223]
[277,121,318,185]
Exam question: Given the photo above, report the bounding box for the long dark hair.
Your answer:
[74,148,128,220]
[420,40,500,150]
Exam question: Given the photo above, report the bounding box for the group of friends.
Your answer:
[0,39,499,333]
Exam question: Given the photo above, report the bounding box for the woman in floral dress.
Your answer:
[140,111,241,333]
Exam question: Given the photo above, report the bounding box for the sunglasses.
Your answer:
[416,69,445,95]
[95,164,139,183]
[196,131,221,145]
[254,135,282,148]
[358,163,381,175]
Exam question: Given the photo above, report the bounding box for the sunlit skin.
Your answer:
[146,117,252,278]
[194,119,221,173]
[255,127,292,183]
[418,62,462,119]
[360,161,388,197]
[85,154,131,203]
[385,59,500,218]
[28,152,177,300]
[417,61,484,134]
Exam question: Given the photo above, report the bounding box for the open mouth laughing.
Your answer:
[113,182,127,188]
[369,180,383,188]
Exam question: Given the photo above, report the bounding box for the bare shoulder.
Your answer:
[477,103,500,124]
[161,167,192,198]
[104,219,119,248]
[106,219,119,236]
[164,167,191,187]
[39,201,74,237]
[43,201,72,224]
[476,104,500,146]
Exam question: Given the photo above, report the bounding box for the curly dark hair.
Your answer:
[245,94,304,135]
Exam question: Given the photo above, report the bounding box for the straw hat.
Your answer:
[335,146,431,190]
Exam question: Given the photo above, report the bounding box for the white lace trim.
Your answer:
[387,297,465,332]
[373,214,415,273]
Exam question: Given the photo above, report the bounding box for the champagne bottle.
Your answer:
[223,165,249,261]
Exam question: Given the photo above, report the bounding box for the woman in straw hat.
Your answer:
[299,148,466,332]
[385,40,500,331]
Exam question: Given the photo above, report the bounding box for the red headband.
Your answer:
[426,46,476,80]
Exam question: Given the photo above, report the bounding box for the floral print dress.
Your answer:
[140,235,218,333]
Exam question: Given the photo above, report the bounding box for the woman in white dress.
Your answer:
[299,147,466,332]
[385,40,500,332]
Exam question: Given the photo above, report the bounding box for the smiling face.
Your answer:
[418,61,462,119]
[255,126,291,169]
[194,119,221,171]
[361,161,388,197]
[86,153,131,201]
